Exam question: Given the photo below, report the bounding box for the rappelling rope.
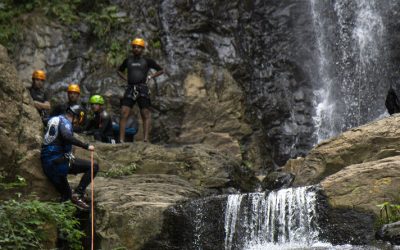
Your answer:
[90,150,95,250]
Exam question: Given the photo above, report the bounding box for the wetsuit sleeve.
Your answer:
[43,91,49,102]
[118,58,128,72]
[59,119,89,149]
[146,58,163,71]
[99,111,112,135]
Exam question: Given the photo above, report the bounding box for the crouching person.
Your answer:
[41,104,99,211]
[85,95,114,143]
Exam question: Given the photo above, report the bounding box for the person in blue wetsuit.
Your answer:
[41,104,98,210]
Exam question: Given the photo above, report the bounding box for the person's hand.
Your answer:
[88,145,95,151]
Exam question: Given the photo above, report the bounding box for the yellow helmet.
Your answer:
[67,84,81,94]
[131,38,145,48]
[32,70,46,80]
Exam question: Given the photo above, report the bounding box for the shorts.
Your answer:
[120,85,151,109]
[120,96,151,109]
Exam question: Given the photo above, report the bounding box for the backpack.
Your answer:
[385,87,400,115]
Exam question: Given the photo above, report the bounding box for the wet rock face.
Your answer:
[0,44,57,200]
[12,0,320,170]
[159,0,317,166]
[317,201,376,245]
[377,221,400,245]
[143,195,226,250]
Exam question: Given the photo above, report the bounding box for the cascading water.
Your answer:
[311,0,389,143]
[224,186,320,250]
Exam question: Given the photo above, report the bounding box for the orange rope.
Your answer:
[90,150,94,250]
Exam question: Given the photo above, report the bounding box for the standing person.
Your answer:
[117,37,164,143]
[29,70,51,124]
[41,105,99,210]
[85,95,114,143]
[51,83,86,132]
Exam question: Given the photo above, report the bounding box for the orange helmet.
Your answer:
[32,70,46,80]
[67,84,81,94]
[131,38,145,48]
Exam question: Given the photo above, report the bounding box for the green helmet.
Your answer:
[89,95,104,105]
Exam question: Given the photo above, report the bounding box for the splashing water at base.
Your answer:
[224,186,321,250]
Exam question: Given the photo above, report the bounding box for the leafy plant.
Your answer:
[0,174,84,249]
[83,5,127,44]
[106,40,127,67]
[377,201,400,224]
[100,163,137,178]
[0,175,26,190]
[0,198,84,249]
[42,0,81,25]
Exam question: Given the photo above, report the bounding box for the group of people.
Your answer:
[30,38,164,210]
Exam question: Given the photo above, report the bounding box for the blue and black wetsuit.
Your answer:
[41,115,99,201]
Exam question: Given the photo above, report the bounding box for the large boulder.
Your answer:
[93,175,200,250]
[282,114,400,227]
[0,44,57,200]
[321,156,400,216]
[75,141,258,192]
[283,114,400,186]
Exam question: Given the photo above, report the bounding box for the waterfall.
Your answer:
[310,0,388,142]
[224,186,320,250]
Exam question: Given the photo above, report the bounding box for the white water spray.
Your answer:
[224,186,320,250]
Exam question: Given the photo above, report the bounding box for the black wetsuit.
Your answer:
[85,110,114,143]
[119,55,162,109]
[29,87,50,123]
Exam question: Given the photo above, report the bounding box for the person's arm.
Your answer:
[147,58,164,80]
[99,111,112,135]
[59,119,90,149]
[33,100,51,110]
[117,59,128,81]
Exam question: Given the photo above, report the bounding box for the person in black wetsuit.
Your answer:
[50,83,86,132]
[29,70,51,124]
[41,105,98,211]
[117,37,164,143]
[84,95,114,143]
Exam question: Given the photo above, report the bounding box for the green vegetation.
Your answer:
[0,0,34,50]
[0,0,129,65]
[377,201,400,224]
[0,175,84,249]
[100,163,137,178]
[106,40,127,67]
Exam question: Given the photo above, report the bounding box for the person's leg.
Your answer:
[42,161,72,202]
[69,158,99,197]
[119,105,131,142]
[138,97,152,142]
[140,108,151,142]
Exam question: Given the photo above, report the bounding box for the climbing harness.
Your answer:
[64,152,75,168]
[125,85,139,101]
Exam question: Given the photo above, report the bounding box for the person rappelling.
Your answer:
[117,37,164,143]
[41,104,99,211]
